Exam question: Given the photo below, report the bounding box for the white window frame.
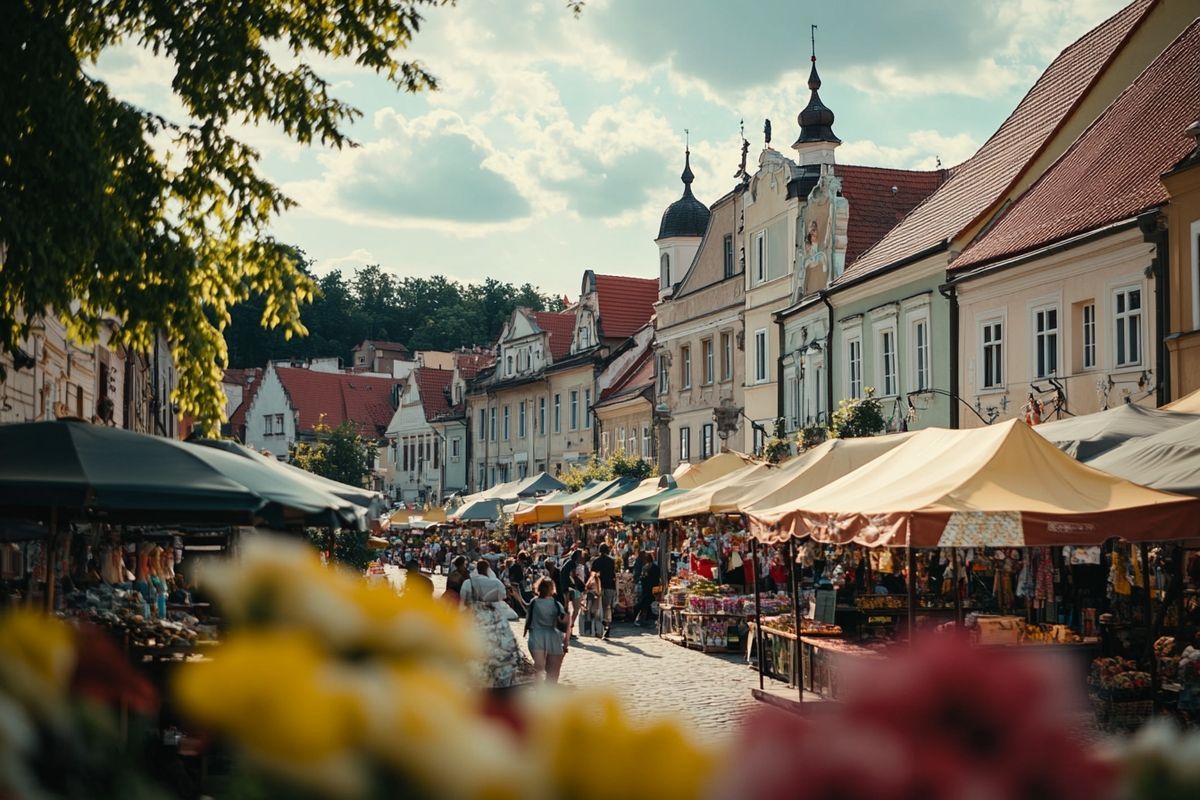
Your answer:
[451,437,461,460]
[553,394,561,433]
[657,354,670,394]
[1031,303,1059,379]
[518,400,527,438]
[723,234,735,279]
[263,414,273,435]
[579,326,590,349]
[701,423,714,459]
[753,329,768,384]
[489,407,497,441]
[502,405,510,440]
[642,425,651,458]
[1082,302,1096,371]
[702,338,714,385]
[681,345,692,389]
[906,307,930,393]
[845,331,863,400]
[720,332,733,382]
[628,429,637,454]
[538,397,546,435]
[660,253,670,289]
[569,390,579,430]
[753,230,767,285]
[979,316,1005,391]
[601,431,610,457]
[617,426,626,453]
[584,389,592,429]
[874,321,898,397]
[679,426,691,462]
[1112,284,1143,369]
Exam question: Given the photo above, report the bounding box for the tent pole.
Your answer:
[1140,542,1157,703]
[751,532,765,691]
[1176,545,1186,639]
[45,508,58,612]
[906,545,917,644]
[788,538,803,703]
[951,548,963,627]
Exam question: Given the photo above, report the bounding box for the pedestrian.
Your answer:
[524,576,568,683]
[634,551,660,627]
[557,550,584,637]
[461,560,530,688]
[445,555,470,600]
[403,559,434,598]
[591,543,617,640]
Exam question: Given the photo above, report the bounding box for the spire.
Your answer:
[680,132,695,194]
[794,24,840,149]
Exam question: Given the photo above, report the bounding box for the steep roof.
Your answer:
[836,0,1156,283]
[454,351,494,380]
[413,367,454,422]
[533,311,577,360]
[225,368,263,440]
[598,347,655,404]
[952,19,1200,271]
[354,339,409,354]
[833,165,948,266]
[275,367,400,437]
[594,274,659,340]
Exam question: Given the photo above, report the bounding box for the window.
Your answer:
[584,389,592,429]
[846,335,863,399]
[1114,286,1142,367]
[617,427,626,453]
[554,394,561,432]
[502,405,510,439]
[628,429,637,454]
[489,407,497,441]
[720,332,733,381]
[518,463,527,480]
[681,345,692,389]
[754,329,768,383]
[451,437,461,459]
[263,414,273,435]
[601,431,610,456]
[912,317,929,391]
[402,438,409,471]
[701,423,714,459]
[752,424,766,456]
[478,408,486,440]
[723,234,735,279]
[518,400,527,438]
[433,438,439,469]
[660,253,670,289]
[506,355,513,375]
[981,320,1003,389]
[478,464,486,491]
[579,326,590,349]
[1033,305,1058,378]
[275,413,284,433]
[702,338,714,384]
[753,230,767,284]
[569,390,579,430]
[877,327,897,396]
[657,354,670,394]
[1082,303,1096,370]
[538,397,546,435]
[679,426,691,462]
[642,425,651,458]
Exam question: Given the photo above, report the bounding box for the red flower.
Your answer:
[69,624,158,715]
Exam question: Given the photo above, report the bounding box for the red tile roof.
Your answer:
[226,368,263,440]
[533,311,577,360]
[275,367,401,437]
[594,274,660,340]
[953,20,1200,271]
[413,367,454,422]
[354,339,409,354]
[454,351,494,380]
[833,165,948,265]
[838,0,1155,283]
[599,347,655,402]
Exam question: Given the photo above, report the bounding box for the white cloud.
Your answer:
[839,130,980,170]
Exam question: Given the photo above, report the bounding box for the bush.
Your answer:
[829,388,887,439]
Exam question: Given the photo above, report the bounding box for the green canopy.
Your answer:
[622,487,689,523]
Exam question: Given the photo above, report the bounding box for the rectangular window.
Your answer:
[579,326,590,349]
[506,355,513,375]
[263,414,273,435]
[701,423,714,459]
[275,413,284,433]
[657,354,670,394]
[754,329,768,383]
[538,397,546,435]
[753,231,767,284]
[554,394,561,433]
[601,431,610,457]
[642,425,651,458]
[1114,286,1142,367]
[702,338,714,384]
[753,424,765,457]
[478,408,486,440]
[981,320,1003,389]
[723,234,734,279]
[913,318,930,391]
[569,390,579,430]
[503,405,510,439]
[617,427,626,453]
[584,389,592,429]
[878,327,897,396]
[518,400,527,438]
[628,429,637,454]
[681,346,692,389]
[451,437,461,459]
[720,332,733,381]
[846,336,863,399]
[1033,305,1058,378]
[679,426,691,462]
[402,438,409,471]
[1082,303,1096,370]
[489,407,497,441]
[433,438,439,470]
[478,464,486,490]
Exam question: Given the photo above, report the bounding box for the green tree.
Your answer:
[762,418,792,464]
[829,389,888,439]
[1,0,444,432]
[290,420,378,489]
[560,448,656,492]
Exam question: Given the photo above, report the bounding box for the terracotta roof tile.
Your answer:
[833,165,948,265]
[275,367,401,437]
[594,274,660,341]
[413,367,454,422]
[599,348,655,402]
[837,0,1155,283]
[533,311,577,360]
[454,352,494,380]
[355,339,409,354]
[227,368,263,440]
[952,20,1200,271]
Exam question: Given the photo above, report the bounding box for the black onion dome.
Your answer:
[657,150,711,240]
[794,58,840,146]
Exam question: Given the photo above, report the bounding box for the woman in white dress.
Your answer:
[460,559,532,688]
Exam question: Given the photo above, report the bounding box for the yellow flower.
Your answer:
[0,609,76,723]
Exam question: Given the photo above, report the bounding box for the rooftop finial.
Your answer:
[735,118,750,180]
[795,23,839,148]
[808,24,821,90]
[811,24,817,61]
[680,133,694,189]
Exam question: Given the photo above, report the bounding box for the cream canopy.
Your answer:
[657,462,777,519]
[1164,387,1200,412]
[572,476,670,524]
[671,451,761,489]
[748,420,1200,548]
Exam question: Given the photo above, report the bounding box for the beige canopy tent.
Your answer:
[657,461,778,519]
[672,451,761,489]
[748,420,1200,548]
[572,476,673,524]
[1163,387,1200,413]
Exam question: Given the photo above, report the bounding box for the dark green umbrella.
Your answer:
[622,487,689,523]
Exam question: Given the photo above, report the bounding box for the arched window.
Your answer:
[660,252,670,289]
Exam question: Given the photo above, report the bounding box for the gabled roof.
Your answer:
[454,351,494,380]
[952,19,1200,271]
[597,347,655,405]
[275,367,401,437]
[225,368,263,440]
[354,339,409,354]
[594,274,659,340]
[533,311,577,360]
[836,0,1156,284]
[413,367,454,422]
[833,165,948,266]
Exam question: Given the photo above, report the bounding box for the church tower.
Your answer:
[656,147,710,299]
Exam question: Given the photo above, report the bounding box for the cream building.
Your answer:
[1163,119,1200,399]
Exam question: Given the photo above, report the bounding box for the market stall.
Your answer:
[672,451,760,489]
[1088,417,1200,495]
[1033,402,1197,461]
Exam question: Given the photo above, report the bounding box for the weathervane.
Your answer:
[735,118,749,180]
[811,24,818,61]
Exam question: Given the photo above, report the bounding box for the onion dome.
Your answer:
[794,57,840,146]
[657,149,711,240]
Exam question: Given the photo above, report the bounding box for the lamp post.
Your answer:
[712,397,742,452]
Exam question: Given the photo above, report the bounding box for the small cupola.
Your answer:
[792,27,840,166]
[657,148,711,241]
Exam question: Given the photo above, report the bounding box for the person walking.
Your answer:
[460,560,530,688]
[557,550,584,637]
[445,556,470,600]
[403,559,434,598]
[634,551,660,627]
[524,577,568,683]
[591,543,617,640]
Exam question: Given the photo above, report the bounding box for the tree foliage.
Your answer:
[829,389,888,440]
[1,0,445,433]
[225,266,565,368]
[290,420,378,489]
[762,418,792,464]
[560,448,656,492]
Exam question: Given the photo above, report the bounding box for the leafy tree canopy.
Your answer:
[829,389,888,440]
[560,448,656,492]
[290,420,378,489]
[1,0,445,433]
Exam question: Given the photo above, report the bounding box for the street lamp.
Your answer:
[712,397,742,452]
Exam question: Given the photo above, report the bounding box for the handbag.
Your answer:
[555,601,569,633]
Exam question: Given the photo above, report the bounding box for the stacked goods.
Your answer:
[1154,636,1179,682]
[751,595,792,616]
[1089,657,1153,730]
[1179,646,1200,712]
[62,585,217,649]
[855,595,906,610]
[761,613,842,637]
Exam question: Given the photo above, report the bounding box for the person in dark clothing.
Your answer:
[558,550,585,636]
[591,543,618,639]
[634,552,660,627]
[445,556,470,600]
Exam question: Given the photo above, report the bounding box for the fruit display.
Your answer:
[1154,636,1180,682]
[761,613,842,637]
[1090,657,1151,696]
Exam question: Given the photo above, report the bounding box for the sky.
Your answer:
[95,0,1130,301]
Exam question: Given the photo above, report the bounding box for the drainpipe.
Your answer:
[1139,210,1170,405]
[775,314,786,429]
[820,291,835,420]
[938,281,960,429]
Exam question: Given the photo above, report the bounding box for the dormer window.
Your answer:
[506,355,513,375]
[660,253,670,289]
[579,326,590,349]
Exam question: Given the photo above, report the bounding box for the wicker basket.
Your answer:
[1090,690,1153,730]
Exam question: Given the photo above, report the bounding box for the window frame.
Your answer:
[875,322,898,397]
[680,345,692,389]
[702,337,714,385]
[906,308,930,393]
[1082,302,1097,370]
[701,423,714,459]
[478,408,486,440]
[502,404,510,440]
[845,334,863,400]
[1031,303,1059,379]
[660,252,670,289]
[657,353,670,394]
[641,425,651,459]
[489,406,497,441]
[979,317,1005,391]
[723,234,734,279]
[753,230,767,285]
[584,388,592,429]
[569,389,579,431]
[518,400,527,438]
[678,425,691,462]
[553,394,561,433]
[1112,284,1143,369]
[720,332,733,382]
[754,328,768,384]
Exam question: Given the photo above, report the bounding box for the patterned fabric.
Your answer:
[938,512,1024,548]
